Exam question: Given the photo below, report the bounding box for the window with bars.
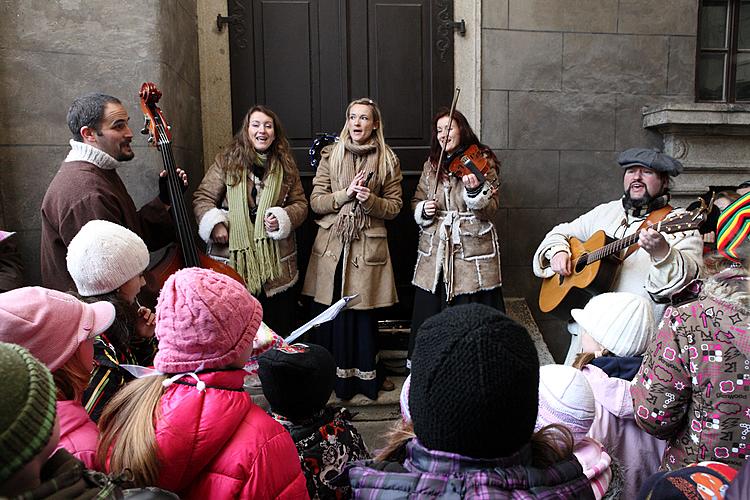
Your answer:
[696,0,750,102]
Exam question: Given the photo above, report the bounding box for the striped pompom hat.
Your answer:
[717,191,750,262]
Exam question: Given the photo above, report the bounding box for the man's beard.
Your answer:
[622,188,655,210]
[116,147,135,162]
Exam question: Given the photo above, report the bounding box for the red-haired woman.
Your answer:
[409,108,505,363]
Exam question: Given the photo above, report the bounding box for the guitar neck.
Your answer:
[586,231,641,263]
[156,127,200,268]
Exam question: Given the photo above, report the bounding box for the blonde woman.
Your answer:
[302,98,403,400]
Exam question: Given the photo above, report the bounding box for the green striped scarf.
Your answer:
[227,154,283,294]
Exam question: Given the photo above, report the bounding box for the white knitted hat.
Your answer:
[571,292,654,357]
[66,220,149,296]
[535,364,595,441]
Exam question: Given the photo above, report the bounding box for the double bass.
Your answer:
[139,82,244,294]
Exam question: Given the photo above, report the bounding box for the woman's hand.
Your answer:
[211,223,229,244]
[423,200,437,217]
[264,213,279,232]
[135,306,156,338]
[346,171,367,198]
[461,174,480,189]
[352,185,371,203]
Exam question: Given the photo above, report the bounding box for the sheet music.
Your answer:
[284,294,361,344]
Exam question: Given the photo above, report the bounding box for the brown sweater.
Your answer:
[40,161,173,291]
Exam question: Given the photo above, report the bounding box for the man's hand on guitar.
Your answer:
[550,251,572,276]
[638,228,669,260]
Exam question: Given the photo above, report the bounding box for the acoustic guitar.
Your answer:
[538,203,708,319]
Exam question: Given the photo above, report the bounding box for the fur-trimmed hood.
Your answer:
[702,267,750,315]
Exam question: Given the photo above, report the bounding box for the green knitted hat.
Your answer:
[0,342,57,484]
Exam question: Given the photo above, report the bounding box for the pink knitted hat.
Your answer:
[154,268,262,373]
[0,287,115,371]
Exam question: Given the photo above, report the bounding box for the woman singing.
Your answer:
[409,108,505,363]
[302,98,402,400]
[193,105,308,335]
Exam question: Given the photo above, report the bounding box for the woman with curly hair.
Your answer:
[193,105,307,334]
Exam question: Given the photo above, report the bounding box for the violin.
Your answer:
[444,144,491,184]
[138,82,244,297]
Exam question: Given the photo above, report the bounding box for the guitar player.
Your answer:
[532,148,703,365]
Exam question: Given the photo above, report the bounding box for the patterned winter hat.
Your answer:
[0,342,57,484]
[717,191,750,263]
[410,304,539,458]
[535,364,595,441]
[638,461,737,499]
[67,220,149,296]
[571,292,654,357]
[258,343,334,421]
[154,268,262,373]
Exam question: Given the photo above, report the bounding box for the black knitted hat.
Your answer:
[258,343,335,421]
[410,303,540,458]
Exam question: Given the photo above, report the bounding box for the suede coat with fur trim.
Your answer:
[411,158,502,300]
[193,161,308,297]
[302,145,402,309]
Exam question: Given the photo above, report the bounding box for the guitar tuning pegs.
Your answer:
[141,117,150,135]
[147,136,155,144]
[166,125,171,131]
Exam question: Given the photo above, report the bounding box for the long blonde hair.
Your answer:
[330,98,396,182]
[97,376,166,487]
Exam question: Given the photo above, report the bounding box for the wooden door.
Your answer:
[227,0,455,325]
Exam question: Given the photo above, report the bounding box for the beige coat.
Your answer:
[302,146,403,309]
[411,158,502,300]
[193,161,308,296]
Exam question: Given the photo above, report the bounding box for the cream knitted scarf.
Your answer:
[226,153,283,295]
[332,138,379,246]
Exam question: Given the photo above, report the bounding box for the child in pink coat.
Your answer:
[97,268,308,499]
[0,286,115,470]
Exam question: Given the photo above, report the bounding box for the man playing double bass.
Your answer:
[532,148,703,364]
[41,92,187,292]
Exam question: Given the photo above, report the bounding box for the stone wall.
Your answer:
[480,0,699,360]
[0,0,203,285]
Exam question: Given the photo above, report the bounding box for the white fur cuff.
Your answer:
[464,186,492,210]
[198,207,229,243]
[265,206,292,240]
[414,201,434,227]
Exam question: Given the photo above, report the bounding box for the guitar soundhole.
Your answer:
[574,254,588,273]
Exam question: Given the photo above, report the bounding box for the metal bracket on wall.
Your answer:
[449,19,466,37]
[216,13,241,32]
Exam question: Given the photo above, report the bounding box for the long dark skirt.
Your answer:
[408,281,506,363]
[258,288,296,336]
[309,257,383,400]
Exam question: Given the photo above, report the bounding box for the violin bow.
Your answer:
[430,88,461,200]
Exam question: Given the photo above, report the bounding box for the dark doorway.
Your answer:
[227,0,455,328]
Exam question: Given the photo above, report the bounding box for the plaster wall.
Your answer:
[0,0,203,285]
[480,0,699,360]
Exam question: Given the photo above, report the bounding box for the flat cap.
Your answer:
[617,148,683,177]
